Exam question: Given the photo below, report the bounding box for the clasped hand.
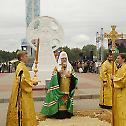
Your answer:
[61,94,68,101]
[60,70,71,78]
[33,80,39,86]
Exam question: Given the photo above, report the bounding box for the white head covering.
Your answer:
[57,51,72,73]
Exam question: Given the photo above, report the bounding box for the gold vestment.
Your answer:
[99,60,117,107]
[114,63,126,126]
[6,62,37,126]
[59,76,70,110]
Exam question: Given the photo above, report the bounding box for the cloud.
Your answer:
[65,34,91,48]
[0,38,21,52]
[0,27,25,51]
[0,0,126,51]
[72,34,90,42]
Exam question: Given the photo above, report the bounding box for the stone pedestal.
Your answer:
[35,39,56,85]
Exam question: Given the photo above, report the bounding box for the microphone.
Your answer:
[18,70,23,76]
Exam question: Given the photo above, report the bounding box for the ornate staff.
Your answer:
[32,38,39,83]
[104,25,123,126]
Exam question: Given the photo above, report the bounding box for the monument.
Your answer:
[27,16,64,85]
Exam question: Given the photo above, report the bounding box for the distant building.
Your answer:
[26,0,40,27]
[21,38,35,56]
[21,38,27,51]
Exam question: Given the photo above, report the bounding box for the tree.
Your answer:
[62,45,97,61]
[63,46,82,61]
[82,44,96,60]
[0,50,17,63]
[70,48,82,61]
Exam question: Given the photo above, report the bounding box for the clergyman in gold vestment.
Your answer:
[6,51,37,126]
[113,53,126,126]
[99,53,117,109]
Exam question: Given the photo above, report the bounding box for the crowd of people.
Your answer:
[71,60,101,74]
[0,62,16,73]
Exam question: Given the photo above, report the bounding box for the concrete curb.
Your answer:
[0,94,99,103]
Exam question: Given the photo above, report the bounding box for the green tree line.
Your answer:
[62,44,97,61]
[0,50,17,63]
[0,44,109,63]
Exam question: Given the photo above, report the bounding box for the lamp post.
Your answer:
[100,28,104,61]
[96,32,100,61]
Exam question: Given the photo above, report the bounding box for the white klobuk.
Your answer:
[27,16,64,85]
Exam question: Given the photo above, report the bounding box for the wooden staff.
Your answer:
[104,25,123,126]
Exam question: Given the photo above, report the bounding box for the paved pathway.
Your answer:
[0,72,102,126]
[0,72,101,102]
[0,99,100,126]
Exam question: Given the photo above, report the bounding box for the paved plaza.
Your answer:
[0,72,101,126]
[0,72,100,102]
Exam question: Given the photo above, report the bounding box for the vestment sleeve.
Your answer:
[16,64,33,93]
[99,63,108,82]
[114,72,126,89]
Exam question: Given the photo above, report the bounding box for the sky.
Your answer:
[0,0,126,51]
